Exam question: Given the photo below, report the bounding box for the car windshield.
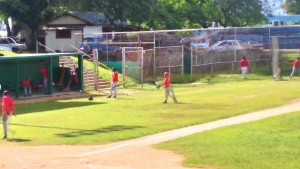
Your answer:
[7,38,16,43]
[218,42,227,46]
[0,38,8,44]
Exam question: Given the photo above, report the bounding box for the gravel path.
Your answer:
[1,100,300,169]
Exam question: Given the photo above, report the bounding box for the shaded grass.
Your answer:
[2,77,300,145]
[156,111,300,169]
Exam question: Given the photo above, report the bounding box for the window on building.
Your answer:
[56,29,71,39]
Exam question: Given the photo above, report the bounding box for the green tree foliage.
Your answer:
[48,0,164,29]
[46,0,267,29]
[156,0,266,28]
[281,0,300,14]
[0,0,54,50]
[212,0,266,27]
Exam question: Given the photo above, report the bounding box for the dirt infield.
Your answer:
[1,99,300,169]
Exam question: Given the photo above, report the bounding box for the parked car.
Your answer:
[180,37,210,53]
[0,45,12,52]
[0,37,26,53]
[79,37,122,60]
[242,41,264,50]
[181,37,210,48]
[208,40,244,51]
[191,38,210,48]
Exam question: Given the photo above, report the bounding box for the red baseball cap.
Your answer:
[164,72,169,75]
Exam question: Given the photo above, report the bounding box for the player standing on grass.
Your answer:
[1,90,15,139]
[107,68,118,98]
[290,57,300,79]
[163,72,177,103]
[240,57,249,80]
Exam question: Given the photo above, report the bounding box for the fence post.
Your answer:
[122,47,126,86]
[93,49,99,91]
[36,41,39,53]
[141,47,144,89]
[182,45,184,80]
[190,46,193,80]
[272,37,281,80]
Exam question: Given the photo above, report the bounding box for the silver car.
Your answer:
[208,40,244,51]
[0,37,26,53]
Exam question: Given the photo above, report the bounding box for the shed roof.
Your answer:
[69,11,126,25]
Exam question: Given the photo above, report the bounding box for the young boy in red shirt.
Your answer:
[290,57,300,79]
[39,65,48,94]
[240,57,249,79]
[163,72,177,103]
[107,68,118,98]
[21,77,32,97]
[1,90,15,139]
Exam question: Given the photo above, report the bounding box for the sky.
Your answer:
[270,0,286,15]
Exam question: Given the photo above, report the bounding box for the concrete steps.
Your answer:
[59,56,111,93]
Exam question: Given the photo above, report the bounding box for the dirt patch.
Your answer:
[183,82,208,87]
[235,94,260,99]
[284,97,300,106]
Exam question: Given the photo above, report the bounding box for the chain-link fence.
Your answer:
[74,26,300,82]
[271,36,300,79]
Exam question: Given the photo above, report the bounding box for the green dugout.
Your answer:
[0,53,84,98]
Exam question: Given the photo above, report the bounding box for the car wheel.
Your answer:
[12,48,19,53]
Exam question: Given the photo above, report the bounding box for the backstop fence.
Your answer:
[74,26,300,83]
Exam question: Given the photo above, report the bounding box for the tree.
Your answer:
[281,0,300,14]
[0,0,54,51]
[157,0,266,28]
[49,0,164,29]
[210,0,265,27]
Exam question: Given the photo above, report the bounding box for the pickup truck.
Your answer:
[0,37,26,53]
[79,37,122,61]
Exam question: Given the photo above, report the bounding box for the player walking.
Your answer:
[163,72,177,103]
[107,68,118,98]
[1,90,15,139]
[290,57,300,79]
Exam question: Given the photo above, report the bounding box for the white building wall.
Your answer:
[83,26,103,37]
[45,30,82,52]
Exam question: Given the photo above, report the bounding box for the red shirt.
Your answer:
[112,72,118,82]
[2,95,15,115]
[40,67,48,78]
[293,59,299,67]
[21,79,30,87]
[240,59,249,67]
[164,77,170,88]
[72,74,79,83]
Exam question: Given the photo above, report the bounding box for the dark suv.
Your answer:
[79,37,122,61]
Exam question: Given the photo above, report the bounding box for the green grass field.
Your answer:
[156,111,300,169]
[1,74,300,146]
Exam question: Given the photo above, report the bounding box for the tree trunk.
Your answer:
[24,25,39,52]
[4,17,11,37]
